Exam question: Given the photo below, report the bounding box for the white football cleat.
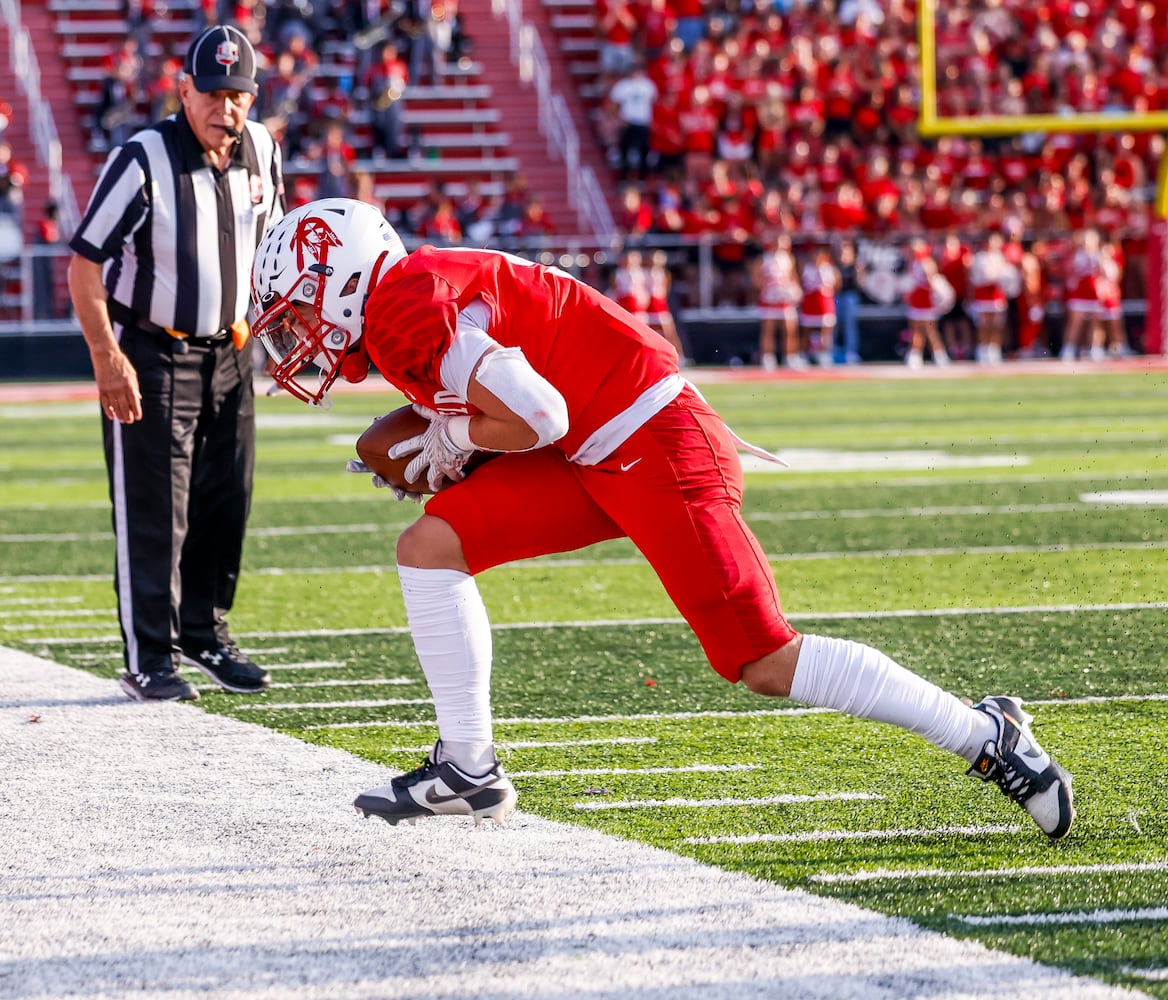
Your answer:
[967,696,1075,839]
[355,741,518,827]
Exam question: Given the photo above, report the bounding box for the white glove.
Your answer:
[345,458,423,503]
[388,404,475,493]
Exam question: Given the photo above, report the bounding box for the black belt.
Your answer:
[108,300,233,345]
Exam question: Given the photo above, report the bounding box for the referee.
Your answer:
[67,25,285,702]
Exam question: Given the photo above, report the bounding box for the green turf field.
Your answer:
[3,368,1167,995]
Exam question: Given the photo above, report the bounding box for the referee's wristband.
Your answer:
[445,414,475,452]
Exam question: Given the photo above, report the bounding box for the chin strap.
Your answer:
[339,342,370,384]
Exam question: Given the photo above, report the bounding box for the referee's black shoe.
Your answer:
[119,669,200,702]
[180,640,270,694]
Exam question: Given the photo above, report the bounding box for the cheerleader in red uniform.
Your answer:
[798,249,840,368]
[645,248,691,365]
[1015,249,1050,358]
[611,248,651,318]
[903,239,952,369]
[1094,236,1129,359]
[1061,228,1103,362]
[969,232,1016,365]
[755,233,802,370]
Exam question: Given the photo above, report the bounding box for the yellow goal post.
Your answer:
[917,0,1168,353]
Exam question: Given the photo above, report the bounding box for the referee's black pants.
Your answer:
[102,324,256,676]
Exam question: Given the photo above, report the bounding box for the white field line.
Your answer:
[573,792,882,811]
[8,539,1168,586]
[766,540,1168,563]
[954,907,1168,927]
[300,707,833,730]
[262,660,352,671]
[5,469,1161,509]
[685,824,1024,845]
[0,595,83,605]
[234,697,433,711]
[1124,967,1168,982]
[390,736,659,753]
[810,861,1168,885]
[0,607,115,618]
[474,736,660,752]
[0,524,393,543]
[195,678,418,692]
[21,600,1168,645]
[6,498,1164,544]
[750,502,1139,521]
[293,693,1168,731]
[3,621,114,632]
[220,537,1168,570]
[509,763,761,778]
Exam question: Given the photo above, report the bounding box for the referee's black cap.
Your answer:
[184,25,258,96]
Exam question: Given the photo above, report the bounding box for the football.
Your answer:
[355,405,493,494]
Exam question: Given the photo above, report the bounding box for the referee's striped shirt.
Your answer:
[69,112,284,338]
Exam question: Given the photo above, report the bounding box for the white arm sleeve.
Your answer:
[437,296,568,450]
[474,346,569,448]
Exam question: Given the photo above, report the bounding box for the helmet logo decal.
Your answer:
[291,215,342,272]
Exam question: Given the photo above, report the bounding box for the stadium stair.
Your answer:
[454,0,615,234]
[0,3,93,239]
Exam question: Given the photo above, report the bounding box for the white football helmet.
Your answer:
[251,198,406,405]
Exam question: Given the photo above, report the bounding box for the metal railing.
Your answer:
[493,0,614,239]
[1,0,81,237]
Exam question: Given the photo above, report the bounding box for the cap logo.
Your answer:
[291,215,342,271]
[215,39,239,67]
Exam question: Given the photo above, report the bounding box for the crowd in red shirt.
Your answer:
[599,0,1167,317]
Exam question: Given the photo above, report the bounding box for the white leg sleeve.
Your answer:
[398,566,495,766]
[789,634,996,764]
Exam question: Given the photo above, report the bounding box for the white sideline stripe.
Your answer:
[300,707,832,731]
[810,861,1168,885]
[954,907,1168,927]
[234,697,434,711]
[3,647,1139,1000]
[685,824,1024,845]
[22,601,1168,644]
[573,792,882,811]
[510,763,761,778]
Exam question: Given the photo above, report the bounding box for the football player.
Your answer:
[250,198,1075,839]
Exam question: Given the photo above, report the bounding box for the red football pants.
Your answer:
[427,387,797,681]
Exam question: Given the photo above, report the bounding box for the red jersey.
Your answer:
[361,247,679,460]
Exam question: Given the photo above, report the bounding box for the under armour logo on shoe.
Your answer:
[201,651,223,666]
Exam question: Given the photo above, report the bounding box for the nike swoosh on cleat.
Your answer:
[425,786,470,805]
